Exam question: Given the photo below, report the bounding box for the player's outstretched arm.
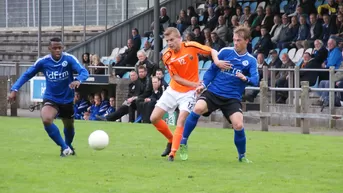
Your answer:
[11,59,43,92]
[172,74,201,88]
[211,48,232,70]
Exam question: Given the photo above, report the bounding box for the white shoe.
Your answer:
[61,147,73,157]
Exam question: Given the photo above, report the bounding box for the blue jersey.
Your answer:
[11,53,89,104]
[74,99,90,120]
[89,102,110,120]
[203,47,259,100]
[103,106,116,117]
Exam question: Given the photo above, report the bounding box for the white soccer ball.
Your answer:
[88,130,109,150]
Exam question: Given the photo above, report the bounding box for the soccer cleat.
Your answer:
[60,147,74,157]
[161,143,172,157]
[168,155,174,162]
[239,157,252,163]
[179,144,188,161]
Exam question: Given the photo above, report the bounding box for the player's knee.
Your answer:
[41,116,54,126]
[232,122,244,131]
[150,114,158,124]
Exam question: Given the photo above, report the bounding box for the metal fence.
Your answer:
[0,0,162,28]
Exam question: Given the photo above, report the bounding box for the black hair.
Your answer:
[49,37,62,45]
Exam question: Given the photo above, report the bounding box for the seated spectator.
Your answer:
[159,7,170,30]
[88,93,94,105]
[270,15,282,44]
[268,49,282,70]
[193,27,205,44]
[275,53,295,103]
[321,14,337,45]
[102,96,116,118]
[203,28,212,47]
[142,40,154,62]
[275,14,290,48]
[330,13,343,44]
[155,68,168,89]
[82,53,90,67]
[138,76,164,123]
[91,54,105,74]
[183,16,199,38]
[260,6,274,32]
[205,7,218,31]
[284,0,298,16]
[320,38,343,80]
[115,39,139,77]
[239,6,253,26]
[253,27,274,57]
[243,53,268,102]
[278,16,299,50]
[184,32,196,42]
[97,70,144,122]
[210,32,226,52]
[100,89,110,114]
[313,72,343,107]
[131,28,142,51]
[212,15,228,42]
[85,93,108,121]
[318,0,337,17]
[296,13,322,50]
[299,0,317,16]
[227,15,240,43]
[74,91,90,120]
[176,9,191,34]
[299,52,321,86]
[135,50,158,77]
[312,39,329,66]
[250,6,265,38]
[287,15,309,49]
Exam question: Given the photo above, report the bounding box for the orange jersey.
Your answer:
[162,41,212,93]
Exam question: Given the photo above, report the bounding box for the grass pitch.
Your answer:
[0,117,342,193]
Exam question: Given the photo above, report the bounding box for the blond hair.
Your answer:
[233,26,251,40]
[164,27,181,38]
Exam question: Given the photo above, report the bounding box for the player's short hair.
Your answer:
[164,27,181,38]
[233,26,251,40]
[137,65,147,71]
[49,37,62,45]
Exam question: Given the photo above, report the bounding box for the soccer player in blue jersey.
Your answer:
[8,37,89,157]
[179,26,259,163]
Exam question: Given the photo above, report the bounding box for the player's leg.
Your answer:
[150,90,177,157]
[40,102,71,156]
[61,118,76,155]
[225,101,251,163]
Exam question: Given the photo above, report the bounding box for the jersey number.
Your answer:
[178,58,186,65]
[187,102,195,111]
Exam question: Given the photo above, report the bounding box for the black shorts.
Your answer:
[198,90,242,119]
[42,99,74,119]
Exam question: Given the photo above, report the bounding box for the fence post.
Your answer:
[260,81,269,131]
[270,70,276,104]
[262,66,268,82]
[294,66,300,127]
[10,63,19,117]
[329,66,336,128]
[300,81,310,134]
[288,67,294,105]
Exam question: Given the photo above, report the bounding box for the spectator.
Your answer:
[318,0,337,16]
[184,32,195,42]
[139,76,164,123]
[253,27,274,57]
[131,28,141,51]
[74,91,89,120]
[86,93,108,121]
[320,14,337,45]
[97,70,143,122]
[210,32,226,51]
[269,49,282,69]
[159,7,170,30]
[212,15,228,42]
[270,15,283,44]
[299,0,317,16]
[278,16,299,49]
[299,52,321,86]
[102,96,116,118]
[312,39,329,67]
[135,65,153,121]
[91,54,105,74]
[260,6,274,32]
[297,13,322,50]
[142,40,154,62]
[135,50,158,77]
[155,68,168,89]
[293,14,310,49]
[176,9,191,34]
[330,13,343,44]
[183,16,199,37]
[193,27,205,44]
[239,6,253,25]
[88,93,94,105]
[205,7,218,31]
[275,53,295,103]
[250,6,265,38]
[100,89,110,115]
[82,53,90,67]
[115,39,139,77]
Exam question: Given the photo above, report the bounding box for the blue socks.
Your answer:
[44,123,68,150]
[234,128,246,159]
[64,127,75,149]
[180,111,200,145]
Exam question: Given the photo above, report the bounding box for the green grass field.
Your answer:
[0,117,342,193]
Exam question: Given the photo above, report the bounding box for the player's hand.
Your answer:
[196,85,205,95]
[236,72,247,82]
[214,60,232,70]
[7,91,17,104]
[69,81,81,89]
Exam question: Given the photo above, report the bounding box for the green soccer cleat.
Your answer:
[179,144,188,161]
[239,157,252,163]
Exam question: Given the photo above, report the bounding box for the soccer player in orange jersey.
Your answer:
[150,27,230,161]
